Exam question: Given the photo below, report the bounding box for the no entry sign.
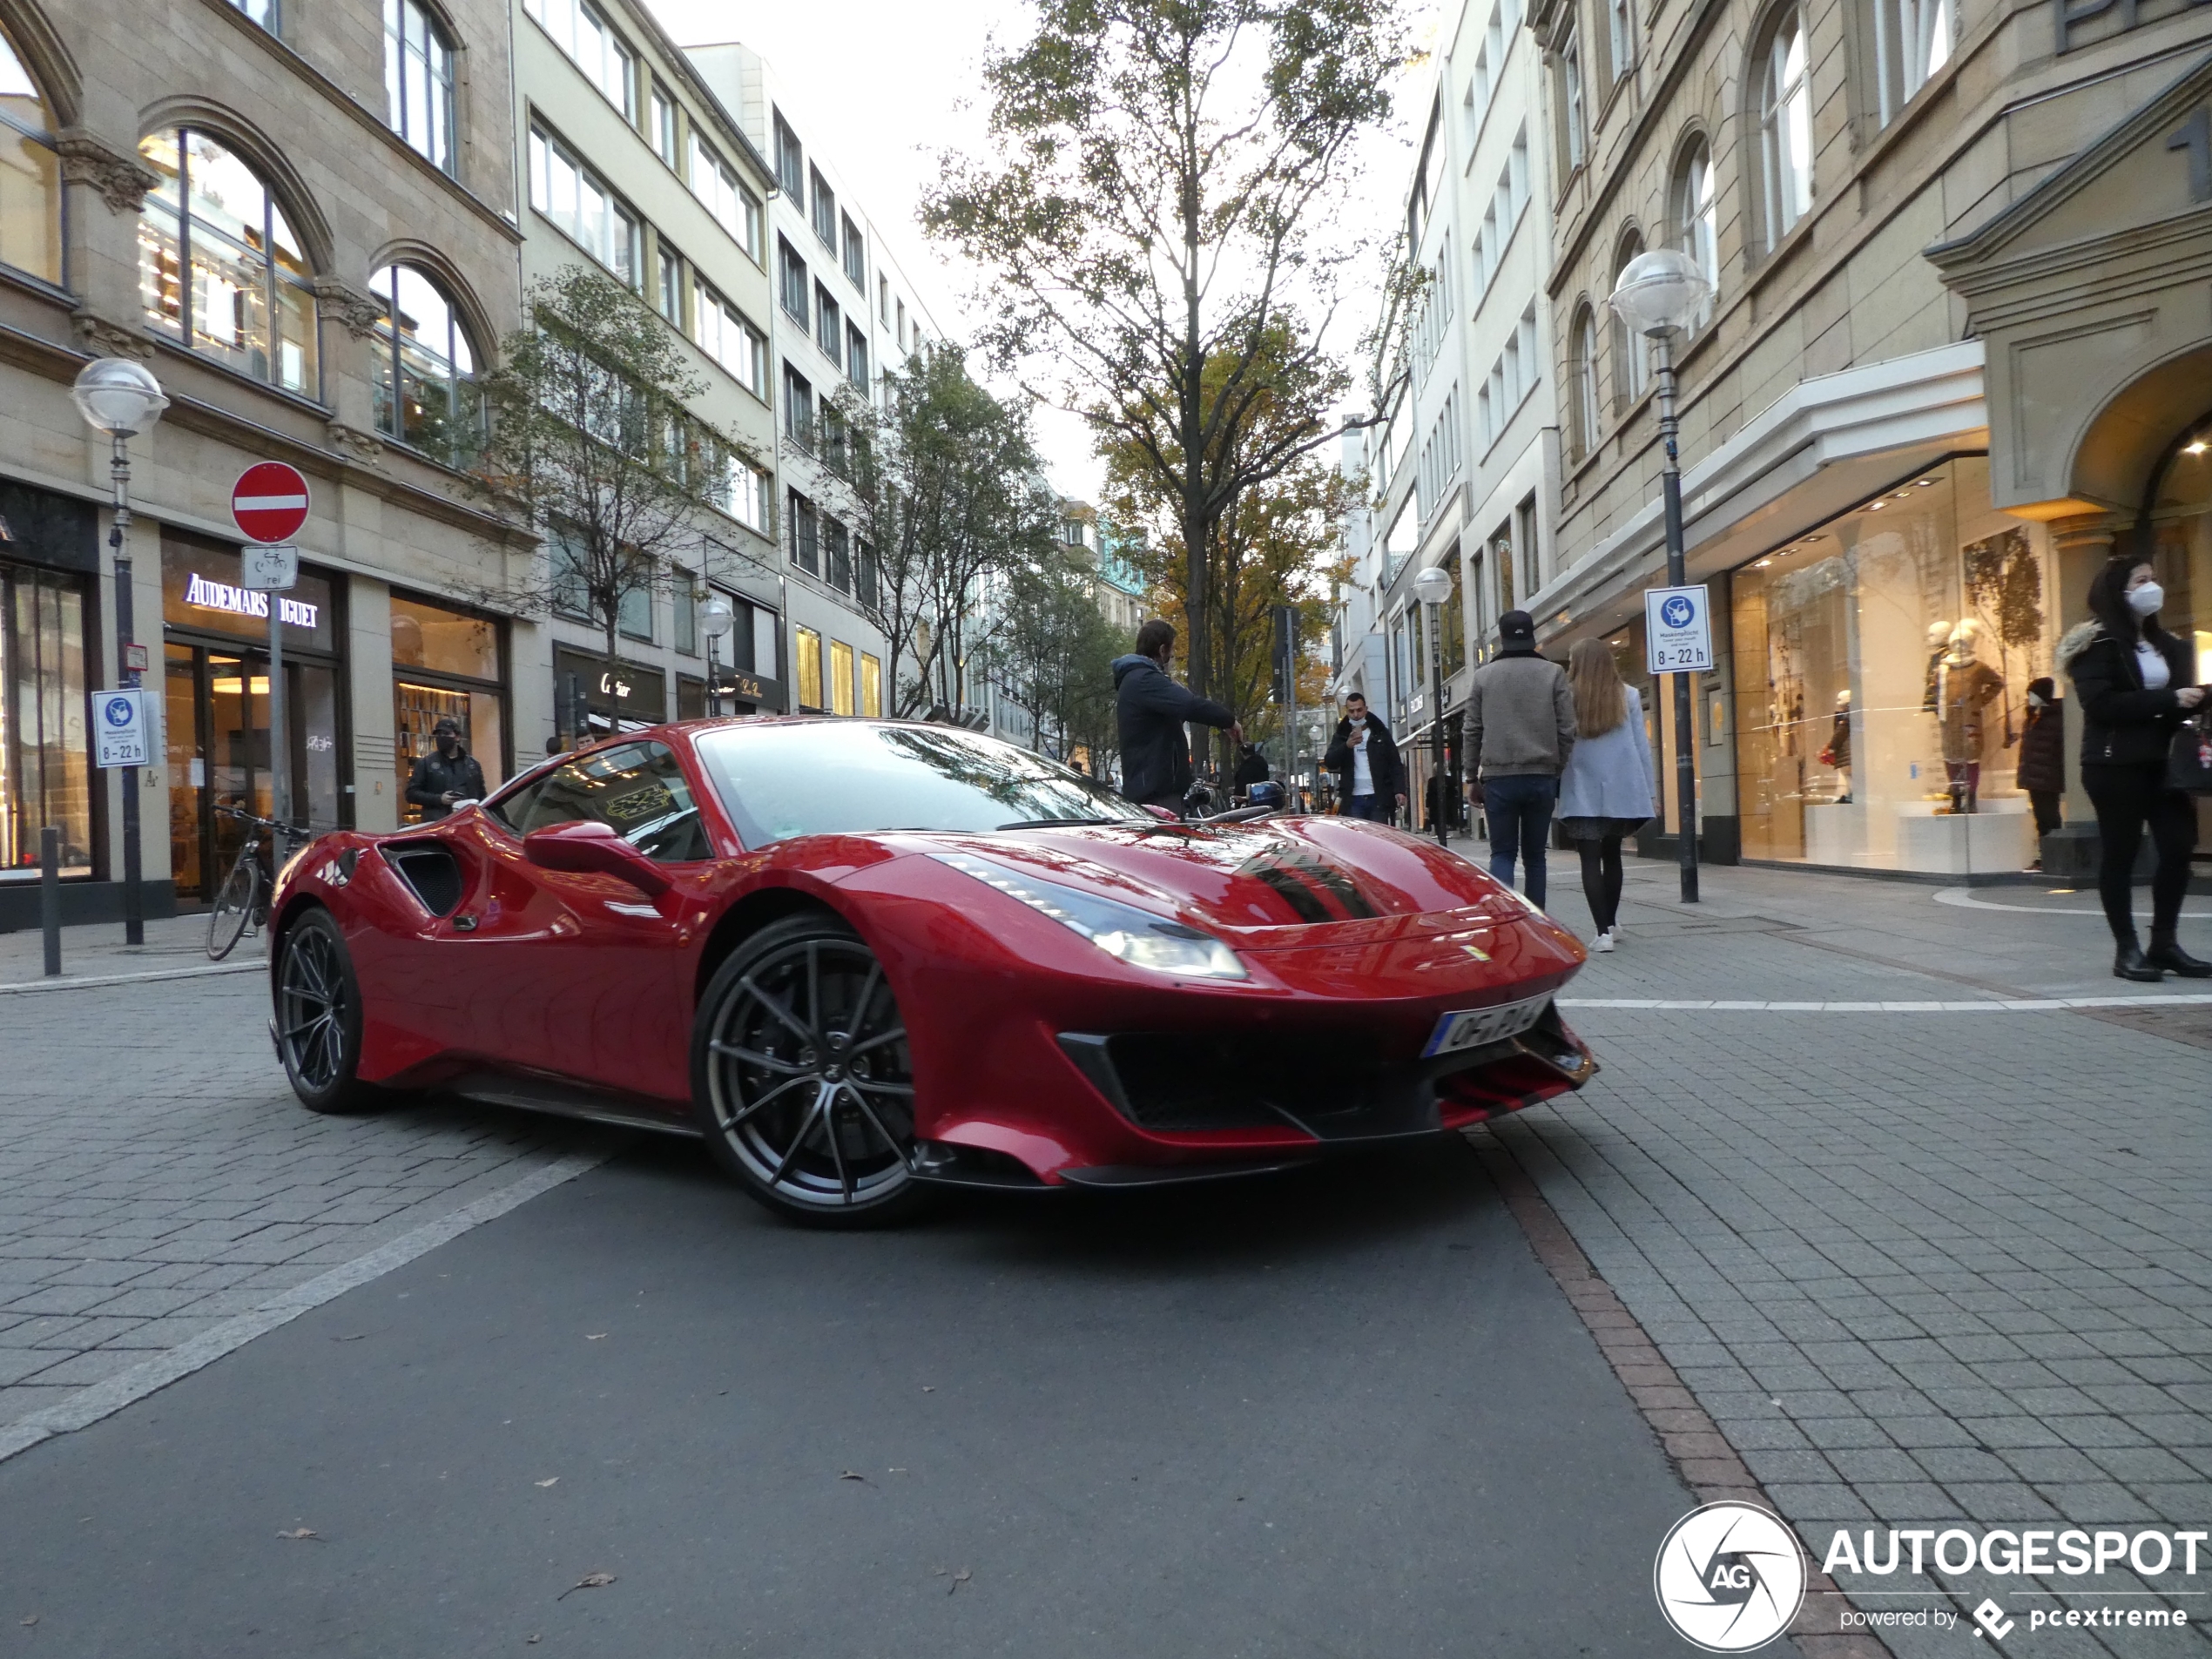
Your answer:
[231,462,310,544]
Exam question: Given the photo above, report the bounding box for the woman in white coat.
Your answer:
[1556,639,1656,952]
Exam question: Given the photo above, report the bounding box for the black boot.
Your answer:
[2114,942,2165,982]
[2147,936,2212,978]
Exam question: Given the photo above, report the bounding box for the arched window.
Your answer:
[138,129,318,394]
[1672,135,1719,324]
[369,264,481,464]
[0,29,59,284]
[1867,0,1950,125]
[1757,9,1813,247]
[1610,232,1649,408]
[1569,306,1601,459]
[385,0,456,173]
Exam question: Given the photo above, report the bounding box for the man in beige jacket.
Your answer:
[1460,610,1576,907]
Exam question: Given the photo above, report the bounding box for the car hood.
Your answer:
[876,817,1541,945]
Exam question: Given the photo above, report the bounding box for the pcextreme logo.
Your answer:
[1655,1501,1808,1651]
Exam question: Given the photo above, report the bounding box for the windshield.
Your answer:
[694,722,1148,846]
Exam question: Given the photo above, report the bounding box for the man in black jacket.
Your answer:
[405,717,488,821]
[1323,693,1405,822]
[1112,620,1240,812]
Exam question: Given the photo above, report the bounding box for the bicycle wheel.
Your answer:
[206,852,260,961]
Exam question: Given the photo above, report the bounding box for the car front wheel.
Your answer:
[274,908,392,1115]
[691,914,926,1227]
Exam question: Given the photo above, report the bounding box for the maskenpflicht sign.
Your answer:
[92,688,149,768]
[1645,584,1715,674]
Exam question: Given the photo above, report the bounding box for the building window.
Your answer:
[1569,305,1600,458]
[841,214,865,288]
[795,624,823,708]
[528,123,639,284]
[824,516,851,592]
[856,541,878,609]
[618,573,652,642]
[787,489,819,575]
[691,280,767,398]
[879,273,890,322]
[1610,233,1649,408]
[687,132,762,262]
[829,638,855,715]
[0,30,61,285]
[718,453,767,532]
[650,82,678,167]
[772,111,803,199]
[860,651,882,717]
[1757,6,1813,246]
[657,239,684,323]
[814,282,840,360]
[383,0,455,173]
[810,166,836,248]
[673,571,698,656]
[1868,0,1951,125]
[846,322,867,386]
[1557,32,1586,171]
[523,0,635,117]
[369,264,481,466]
[777,236,808,325]
[783,365,813,449]
[138,129,318,395]
[227,0,279,28]
[1605,0,1633,84]
[1672,135,1719,323]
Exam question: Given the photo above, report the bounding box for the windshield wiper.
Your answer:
[995,815,1124,830]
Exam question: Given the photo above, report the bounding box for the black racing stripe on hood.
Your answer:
[1244,860,1333,923]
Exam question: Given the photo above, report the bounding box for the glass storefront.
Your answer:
[0,561,91,882]
[161,532,344,900]
[1730,456,2054,873]
[2143,436,2212,851]
[392,590,505,825]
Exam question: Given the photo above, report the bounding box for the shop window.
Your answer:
[1730,457,2055,874]
[829,638,855,715]
[0,28,60,286]
[391,592,504,824]
[0,563,91,882]
[795,624,823,709]
[138,129,318,395]
[860,651,882,718]
[369,264,482,466]
[1755,6,1813,249]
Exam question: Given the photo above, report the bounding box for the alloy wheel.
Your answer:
[278,923,349,1093]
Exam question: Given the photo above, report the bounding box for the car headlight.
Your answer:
[932,850,1246,981]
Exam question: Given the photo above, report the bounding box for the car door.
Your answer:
[469,741,711,1100]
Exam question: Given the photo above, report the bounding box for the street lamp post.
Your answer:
[1413,563,1453,849]
[71,358,169,947]
[1608,250,1713,906]
[700,592,735,716]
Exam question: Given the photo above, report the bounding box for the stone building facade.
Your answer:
[1523,0,2212,876]
[0,0,525,927]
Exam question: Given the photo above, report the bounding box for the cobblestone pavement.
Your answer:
[1481,857,2212,1657]
[0,970,603,1427]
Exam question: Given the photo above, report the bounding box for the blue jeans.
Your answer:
[1345,792,1391,823]
[1482,772,1558,908]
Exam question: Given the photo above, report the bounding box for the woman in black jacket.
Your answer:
[2057,556,2208,980]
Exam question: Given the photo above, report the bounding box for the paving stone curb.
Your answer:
[1471,1128,1894,1659]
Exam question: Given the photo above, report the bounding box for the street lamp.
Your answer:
[699,592,735,716]
[1413,563,1454,849]
[1608,247,1712,905]
[71,357,169,947]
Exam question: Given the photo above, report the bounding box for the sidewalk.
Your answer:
[0,914,262,992]
[1456,844,2212,1658]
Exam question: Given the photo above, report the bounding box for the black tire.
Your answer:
[273,908,392,1115]
[691,913,928,1228]
[207,853,258,961]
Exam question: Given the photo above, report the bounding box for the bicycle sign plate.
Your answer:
[1421,994,1549,1057]
[92,687,148,768]
[1644,583,1714,673]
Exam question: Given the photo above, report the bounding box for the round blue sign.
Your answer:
[103,696,134,727]
[1661,595,1696,629]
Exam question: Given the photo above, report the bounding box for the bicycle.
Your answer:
[206,805,313,961]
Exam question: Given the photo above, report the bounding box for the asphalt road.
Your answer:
[0,1131,1696,1658]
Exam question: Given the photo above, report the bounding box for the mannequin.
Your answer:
[1817,688,1851,802]
[1921,620,1952,712]
[1936,618,2004,813]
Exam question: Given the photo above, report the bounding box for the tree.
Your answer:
[990,551,1123,764]
[805,344,1061,716]
[1101,326,1356,759]
[472,265,765,685]
[924,0,1409,749]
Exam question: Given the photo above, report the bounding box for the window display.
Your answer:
[0,562,91,882]
[1730,457,2053,873]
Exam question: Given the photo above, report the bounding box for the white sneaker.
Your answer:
[1592,930,1615,953]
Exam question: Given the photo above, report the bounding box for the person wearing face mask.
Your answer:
[2057,557,2208,980]
[405,716,488,822]
[2013,676,2065,863]
[1324,692,1406,823]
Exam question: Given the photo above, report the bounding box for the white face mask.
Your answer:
[2027,692,2046,709]
[1349,713,1366,727]
[2128,581,2165,617]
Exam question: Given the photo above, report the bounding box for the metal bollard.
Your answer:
[40,825,61,977]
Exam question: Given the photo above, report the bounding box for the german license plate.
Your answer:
[1421,995,1549,1058]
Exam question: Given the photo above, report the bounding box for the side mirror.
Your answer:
[521,820,674,898]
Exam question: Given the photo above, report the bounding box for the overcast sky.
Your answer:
[644,0,1432,502]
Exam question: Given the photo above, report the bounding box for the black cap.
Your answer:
[1498,609,1535,644]
[432,716,462,736]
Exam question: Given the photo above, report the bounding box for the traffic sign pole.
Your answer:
[111,434,144,945]
[268,589,286,840]
[231,466,310,842]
